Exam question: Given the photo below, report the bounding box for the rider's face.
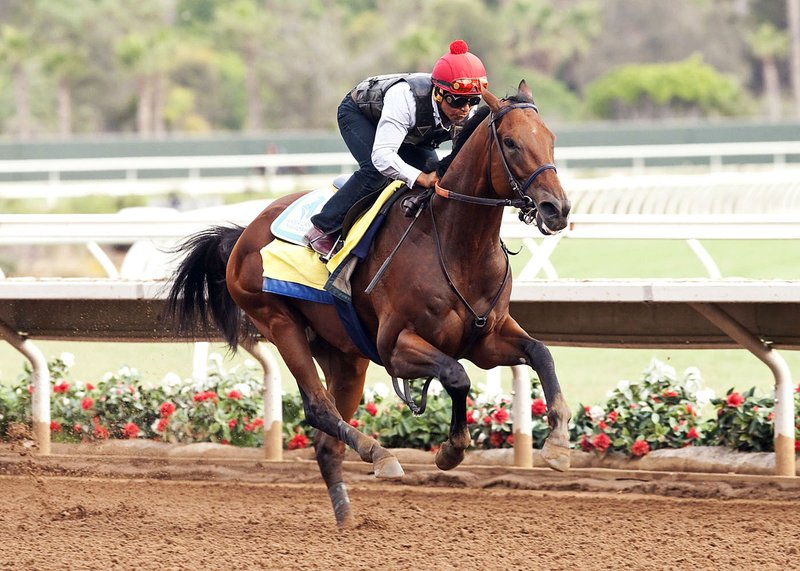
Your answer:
[440,95,476,126]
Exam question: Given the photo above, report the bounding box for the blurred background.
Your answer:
[1,0,800,407]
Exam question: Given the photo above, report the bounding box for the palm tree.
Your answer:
[0,24,35,138]
[746,22,788,121]
[788,0,800,118]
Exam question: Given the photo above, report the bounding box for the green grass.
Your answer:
[2,238,798,411]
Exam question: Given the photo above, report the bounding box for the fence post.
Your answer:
[511,365,533,468]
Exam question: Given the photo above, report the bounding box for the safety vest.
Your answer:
[350,73,452,148]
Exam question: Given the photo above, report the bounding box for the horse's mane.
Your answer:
[435,106,491,177]
[435,92,533,177]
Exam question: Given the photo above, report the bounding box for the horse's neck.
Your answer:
[435,133,505,258]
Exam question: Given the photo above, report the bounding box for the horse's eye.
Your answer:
[503,137,516,150]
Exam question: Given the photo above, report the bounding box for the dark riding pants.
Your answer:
[310,94,439,234]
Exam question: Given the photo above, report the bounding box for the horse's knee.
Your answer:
[439,361,470,395]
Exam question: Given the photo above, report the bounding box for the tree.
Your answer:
[211,0,274,131]
[0,25,35,138]
[788,0,800,117]
[746,23,788,121]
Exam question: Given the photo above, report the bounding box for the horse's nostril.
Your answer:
[539,201,560,220]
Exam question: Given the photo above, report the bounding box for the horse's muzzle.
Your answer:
[536,197,571,235]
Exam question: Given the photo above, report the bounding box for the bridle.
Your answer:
[385,101,559,415]
[434,101,557,224]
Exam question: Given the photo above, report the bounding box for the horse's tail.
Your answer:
[165,225,247,351]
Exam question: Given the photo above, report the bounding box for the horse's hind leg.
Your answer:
[243,302,403,479]
[309,338,370,528]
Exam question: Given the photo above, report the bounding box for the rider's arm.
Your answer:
[371,83,429,188]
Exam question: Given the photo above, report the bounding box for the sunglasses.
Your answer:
[444,93,481,108]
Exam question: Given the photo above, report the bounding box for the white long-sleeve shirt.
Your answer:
[370,82,449,188]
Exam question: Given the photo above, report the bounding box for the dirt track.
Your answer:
[1,449,800,571]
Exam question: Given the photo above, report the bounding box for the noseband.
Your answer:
[433,101,557,225]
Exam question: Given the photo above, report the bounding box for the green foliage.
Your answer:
[701,387,797,453]
[583,54,750,119]
[570,359,707,456]
[2,354,798,459]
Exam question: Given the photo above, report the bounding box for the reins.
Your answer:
[378,100,557,416]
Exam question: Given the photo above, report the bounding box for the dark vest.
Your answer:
[350,73,452,148]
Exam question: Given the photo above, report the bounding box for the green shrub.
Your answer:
[584,54,749,120]
[570,358,708,456]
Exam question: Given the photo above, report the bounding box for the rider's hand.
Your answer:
[414,171,439,190]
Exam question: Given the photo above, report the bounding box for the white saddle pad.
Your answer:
[270,187,335,246]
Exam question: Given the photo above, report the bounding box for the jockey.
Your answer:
[305,39,488,257]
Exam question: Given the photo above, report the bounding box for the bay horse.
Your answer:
[167,80,572,527]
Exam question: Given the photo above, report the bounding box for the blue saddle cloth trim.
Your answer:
[262,278,334,305]
[331,298,383,365]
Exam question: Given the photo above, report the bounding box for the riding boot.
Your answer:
[305,225,338,258]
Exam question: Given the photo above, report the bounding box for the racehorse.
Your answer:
[166,80,572,527]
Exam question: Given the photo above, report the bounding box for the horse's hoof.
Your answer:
[336,513,356,530]
[541,440,571,472]
[434,442,465,471]
[373,454,404,479]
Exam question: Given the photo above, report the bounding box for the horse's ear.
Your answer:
[517,80,534,103]
[481,87,501,113]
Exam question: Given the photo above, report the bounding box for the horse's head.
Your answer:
[482,80,571,235]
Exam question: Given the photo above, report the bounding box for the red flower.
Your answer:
[253,418,264,428]
[579,434,593,452]
[631,439,650,457]
[73,423,81,434]
[122,422,139,439]
[531,399,547,416]
[93,424,109,440]
[466,411,476,424]
[795,440,800,453]
[349,419,359,428]
[159,402,176,418]
[768,412,775,421]
[50,421,62,433]
[726,392,745,408]
[663,390,679,398]
[491,408,509,424]
[607,410,618,424]
[686,427,699,440]
[597,420,608,430]
[592,433,611,452]
[365,402,378,417]
[227,390,242,400]
[85,383,95,391]
[685,404,695,416]
[506,434,514,446]
[81,397,94,410]
[156,418,169,432]
[489,431,504,448]
[228,419,237,429]
[53,381,69,394]
[288,433,309,450]
[193,391,218,403]
[27,385,33,394]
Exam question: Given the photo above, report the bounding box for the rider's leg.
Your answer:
[309,95,387,238]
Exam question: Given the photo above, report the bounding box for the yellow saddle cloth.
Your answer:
[260,180,405,296]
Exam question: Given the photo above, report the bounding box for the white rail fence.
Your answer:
[1,140,799,199]
[2,208,800,474]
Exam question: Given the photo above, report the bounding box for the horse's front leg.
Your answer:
[389,330,471,470]
[468,316,571,472]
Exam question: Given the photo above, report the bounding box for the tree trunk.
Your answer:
[58,80,72,138]
[789,0,800,118]
[763,58,782,121]
[152,73,166,137]
[13,63,31,140]
[244,46,262,132]
[137,76,153,137]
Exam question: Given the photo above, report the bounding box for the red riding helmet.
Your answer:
[431,40,488,95]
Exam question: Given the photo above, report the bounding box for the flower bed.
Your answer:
[1,354,798,458]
